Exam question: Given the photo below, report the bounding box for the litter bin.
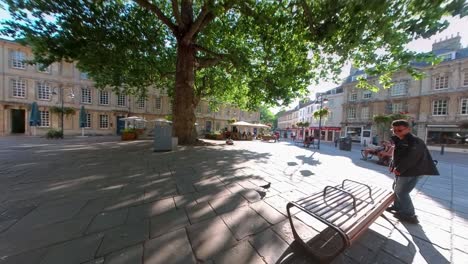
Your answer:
[153,119,173,152]
[339,136,352,151]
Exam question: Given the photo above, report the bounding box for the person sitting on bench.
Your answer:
[377,142,395,166]
[303,136,315,148]
[361,141,388,160]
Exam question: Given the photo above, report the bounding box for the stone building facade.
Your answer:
[341,35,468,152]
[276,86,344,142]
[0,39,259,136]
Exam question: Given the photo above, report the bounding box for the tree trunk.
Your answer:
[173,41,197,145]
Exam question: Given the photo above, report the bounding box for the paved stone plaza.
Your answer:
[0,136,467,264]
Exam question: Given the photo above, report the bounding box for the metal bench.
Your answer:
[286,179,394,263]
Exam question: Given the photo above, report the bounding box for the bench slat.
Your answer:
[298,184,370,212]
[331,189,389,228]
[286,180,394,263]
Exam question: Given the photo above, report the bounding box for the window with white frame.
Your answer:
[349,93,357,101]
[390,82,407,96]
[434,76,449,90]
[196,104,202,113]
[39,111,50,127]
[99,114,109,128]
[327,99,334,107]
[117,94,127,107]
[463,72,468,87]
[361,107,369,119]
[155,97,162,110]
[328,111,334,120]
[81,88,92,104]
[432,100,448,116]
[136,98,145,108]
[36,63,51,73]
[392,102,404,113]
[363,91,372,99]
[37,82,51,100]
[347,108,356,119]
[10,50,26,69]
[85,113,91,128]
[12,79,26,98]
[460,98,468,115]
[438,52,454,61]
[98,90,109,105]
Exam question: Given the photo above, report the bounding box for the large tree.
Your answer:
[259,105,275,126]
[2,0,466,144]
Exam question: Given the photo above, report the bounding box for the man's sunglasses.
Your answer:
[391,128,406,133]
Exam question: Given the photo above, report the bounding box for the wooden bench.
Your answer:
[261,135,277,142]
[286,179,394,263]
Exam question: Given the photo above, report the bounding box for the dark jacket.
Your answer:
[391,133,439,177]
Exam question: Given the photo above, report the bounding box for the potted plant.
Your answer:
[121,128,137,140]
[46,128,63,139]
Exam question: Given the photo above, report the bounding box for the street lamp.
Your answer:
[51,84,75,138]
[316,94,329,150]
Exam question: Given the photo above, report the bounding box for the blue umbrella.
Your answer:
[79,106,87,136]
[29,102,40,136]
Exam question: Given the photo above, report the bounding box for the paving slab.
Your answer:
[104,244,143,264]
[249,200,286,225]
[144,228,196,264]
[150,208,189,238]
[220,206,270,240]
[0,215,93,257]
[208,193,249,215]
[173,194,197,208]
[212,240,265,264]
[186,217,237,261]
[127,198,175,223]
[0,248,47,264]
[97,220,149,257]
[185,202,217,224]
[40,233,104,264]
[86,208,128,234]
[248,228,289,264]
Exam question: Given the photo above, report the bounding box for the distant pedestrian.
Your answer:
[386,120,439,224]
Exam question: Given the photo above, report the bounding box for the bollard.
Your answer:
[440,145,445,155]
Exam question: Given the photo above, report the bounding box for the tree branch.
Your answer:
[183,0,236,42]
[183,3,210,43]
[196,57,223,68]
[172,0,183,27]
[194,44,227,58]
[134,0,178,35]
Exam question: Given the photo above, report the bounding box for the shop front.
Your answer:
[309,126,341,142]
[426,125,468,152]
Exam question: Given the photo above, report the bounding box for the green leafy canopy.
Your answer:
[3,0,467,102]
[2,0,466,110]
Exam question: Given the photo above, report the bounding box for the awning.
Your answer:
[308,126,341,131]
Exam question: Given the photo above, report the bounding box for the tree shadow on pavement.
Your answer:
[274,227,417,264]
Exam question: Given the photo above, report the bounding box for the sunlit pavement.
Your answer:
[0,136,467,264]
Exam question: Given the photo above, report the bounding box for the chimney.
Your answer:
[432,33,462,51]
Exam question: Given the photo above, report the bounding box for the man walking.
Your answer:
[387,120,439,224]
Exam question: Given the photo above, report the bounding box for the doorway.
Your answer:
[11,109,26,134]
[205,121,212,133]
[116,116,125,135]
